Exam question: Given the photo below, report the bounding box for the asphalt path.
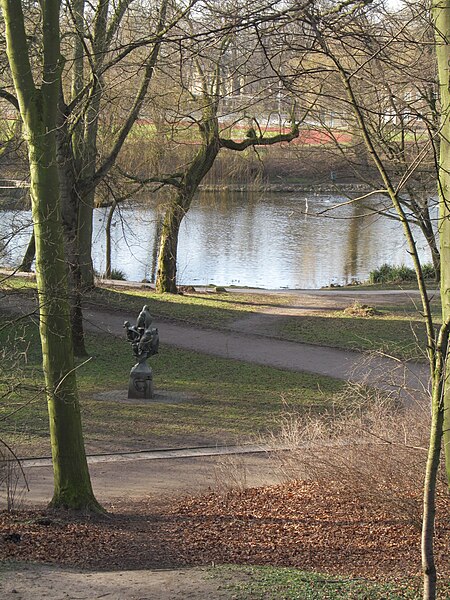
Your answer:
[83,302,430,403]
[0,286,431,507]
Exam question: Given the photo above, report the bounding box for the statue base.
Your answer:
[128,361,153,400]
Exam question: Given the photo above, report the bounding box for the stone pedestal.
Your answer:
[128,361,153,400]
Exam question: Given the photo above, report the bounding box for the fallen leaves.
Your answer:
[0,480,449,584]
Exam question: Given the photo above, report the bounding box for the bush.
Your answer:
[421,262,436,280]
[108,268,127,281]
[268,385,446,527]
[369,263,435,284]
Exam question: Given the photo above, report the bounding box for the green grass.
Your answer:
[0,312,343,457]
[211,565,434,599]
[1,275,441,360]
[85,284,294,328]
[87,285,442,360]
[277,309,433,361]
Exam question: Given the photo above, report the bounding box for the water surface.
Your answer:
[0,191,432,289]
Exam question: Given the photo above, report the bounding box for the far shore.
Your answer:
[0,180,377,211]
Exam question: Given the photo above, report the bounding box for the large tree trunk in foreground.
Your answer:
[2,0,100,510]
[31,151,97,509]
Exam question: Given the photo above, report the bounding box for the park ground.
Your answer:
[0,278,449,599]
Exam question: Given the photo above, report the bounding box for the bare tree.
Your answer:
[0,0,101,511]
[123,3,302,292]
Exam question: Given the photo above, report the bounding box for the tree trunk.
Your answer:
[18,231,35,272]
[433,0,450,489]
[1,0,100,510]
[57,107,88,358]
[421,322,448,600]
[30,135,98,509]
[150,214,164,284]
[155,132,220,293]
[156,201,185,293]
[105,200,117,279]
[78,189,96,289]
[416,202,440,283]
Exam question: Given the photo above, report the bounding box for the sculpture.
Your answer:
[124,306,159,399]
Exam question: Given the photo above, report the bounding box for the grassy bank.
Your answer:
[277,306,437,361]
[92,285,439,360]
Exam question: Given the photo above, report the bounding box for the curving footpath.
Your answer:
[0,288,431,506]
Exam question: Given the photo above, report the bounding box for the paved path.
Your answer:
[0,287,431,507]
[1,287,431,401]
[84,304,430,403]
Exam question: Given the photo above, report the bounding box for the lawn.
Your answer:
[0,310,343,457]
[277,309,432,360]
[1,274,441,361]
[212,565,431,599]
[87,284,441,360]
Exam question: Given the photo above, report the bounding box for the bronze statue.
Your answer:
[124,306,159,364]
[124,306,159,399]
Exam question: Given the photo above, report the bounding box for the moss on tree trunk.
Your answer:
[2,0,100,511]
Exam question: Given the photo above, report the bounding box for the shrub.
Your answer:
[109,268,127,281]
[267,384,446,527]
[421,262,436,280]
[369,263,435,284]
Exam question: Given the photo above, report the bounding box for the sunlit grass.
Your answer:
[1,275,441,360]
[85,284,294,327]
[212,565,439,600]
[277,304,440,361]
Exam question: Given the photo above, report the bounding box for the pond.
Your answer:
[0,190,433,289]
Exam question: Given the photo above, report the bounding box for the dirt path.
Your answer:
[1,563,236,600]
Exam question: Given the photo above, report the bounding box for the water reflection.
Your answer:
[0,191,432,289]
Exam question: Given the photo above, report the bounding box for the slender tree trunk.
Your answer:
[421,322,448,600]
[416,203,441,283]
[76,0,106,289]
[18,231,35,272]
[433,0,450,489]
[105,200,117,279]
[150,214,164,284]
[57,107,88,357]
[427,234,441,284]
[78,190,96,289]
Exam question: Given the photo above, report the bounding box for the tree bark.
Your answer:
[1,0,100,510]
[421,322,447,600]
[156,201,187,293]
[18,231,35,272]
[105,199,117,279]
[433,0,450,489]
[150,214,164,284]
